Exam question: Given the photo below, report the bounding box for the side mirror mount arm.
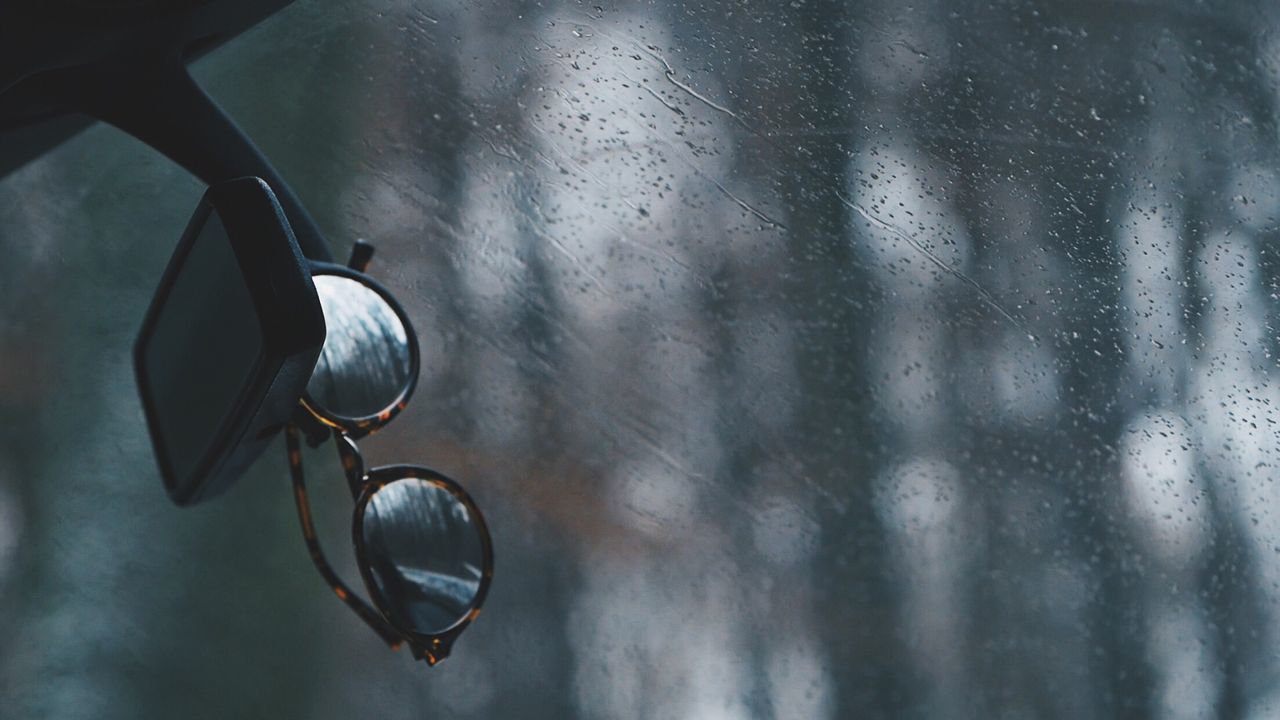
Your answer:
[38,55,333,263]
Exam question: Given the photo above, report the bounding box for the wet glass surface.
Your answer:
[307,274,413,420]
[4,0,1280,718]
[362,477,484,636]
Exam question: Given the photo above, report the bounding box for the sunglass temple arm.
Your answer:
[285,426,404,650]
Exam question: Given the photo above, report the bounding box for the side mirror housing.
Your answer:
[134,177,326,505]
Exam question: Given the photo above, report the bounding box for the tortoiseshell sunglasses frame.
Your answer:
[297,257,420,441]
[285,244,493,665]
[286,427,494,665]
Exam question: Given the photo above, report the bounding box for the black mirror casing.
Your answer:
[134,177,326,506]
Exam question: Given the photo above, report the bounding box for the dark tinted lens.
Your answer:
[361,477,486,635]
[306,275,412,420]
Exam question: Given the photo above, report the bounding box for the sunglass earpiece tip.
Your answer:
[347,239,375,272]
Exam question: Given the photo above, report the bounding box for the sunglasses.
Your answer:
[286,247,494,665]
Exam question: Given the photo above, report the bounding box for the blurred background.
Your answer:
[4,0,1280,717]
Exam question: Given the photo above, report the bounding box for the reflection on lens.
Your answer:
[307,274,413,420]
[361,477,485,635]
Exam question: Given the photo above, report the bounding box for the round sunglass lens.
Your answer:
[307,275,413,420]
[361,477,486,636]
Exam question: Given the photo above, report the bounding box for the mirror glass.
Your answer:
[139,212,262,491]
[306,274,412,420]
[361,477,485,636]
